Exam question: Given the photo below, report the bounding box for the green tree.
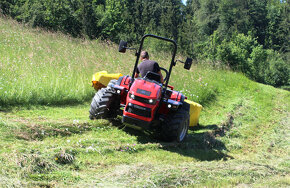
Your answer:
[0,0,15,15]
[265,0,289,52]
[100,0,126,41]
[218,0,250,38]
[195,0,220,38]
[81,0,105,39]
[248,0,268,46]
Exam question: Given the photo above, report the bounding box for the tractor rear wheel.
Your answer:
[89,80,119,120]
[160,102,190,142]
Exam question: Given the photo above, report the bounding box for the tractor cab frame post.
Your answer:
[130,34,177,90]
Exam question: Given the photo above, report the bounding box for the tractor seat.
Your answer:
[144,71,161,83]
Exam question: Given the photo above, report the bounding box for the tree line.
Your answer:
[0,0,289,87]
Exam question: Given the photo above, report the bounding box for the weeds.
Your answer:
[54,149,75,164]
[17,152,56,174]
[117,144,137,153]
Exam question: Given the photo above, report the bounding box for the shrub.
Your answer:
[3,0,106,38]
[248,48,289,87]
[201,33,289,88]
[247,46,268,82]
[0,0,14,15]
[263,52,289,87]
[216,34,259,72]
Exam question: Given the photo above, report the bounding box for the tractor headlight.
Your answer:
[129,93,135,99]
[148,99,157,104]
[167,104,178,110]
[129,93,156,104]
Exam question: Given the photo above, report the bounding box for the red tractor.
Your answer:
[89,34,194,142]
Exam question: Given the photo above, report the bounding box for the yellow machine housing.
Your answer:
[92,71,123,90]
[185,99,202,127]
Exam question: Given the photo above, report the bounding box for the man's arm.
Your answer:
[135,67,140,78]
[154,62,163,83]
[158,71,164,83]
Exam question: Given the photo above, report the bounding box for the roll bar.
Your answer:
[131,34,177,89]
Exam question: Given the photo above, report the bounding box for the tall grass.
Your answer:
[0,17,136,106]
[0,16,222,107]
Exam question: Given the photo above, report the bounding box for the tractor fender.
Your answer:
[169,90,185,103]
[117,75,131,90]
[115,75,132,105]
[166,99,183,111]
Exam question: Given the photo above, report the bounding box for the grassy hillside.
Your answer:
[0,17,289,187]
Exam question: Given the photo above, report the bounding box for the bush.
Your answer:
[247,46,268,82]
[11,0,84,37]
[216,34,259,72]
[263,52,289,87]
[2,0,106,38]
[248,48,289,87]
[203,33,289,88]
[0,0,14,15]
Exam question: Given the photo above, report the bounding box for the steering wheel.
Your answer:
[159,67,169,83]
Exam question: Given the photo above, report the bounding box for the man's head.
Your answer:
[140,51,149,61]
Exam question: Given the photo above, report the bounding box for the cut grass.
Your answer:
[0,16,289,187]
[0,91,288,187]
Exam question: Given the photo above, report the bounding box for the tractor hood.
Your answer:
[130,79,162,99]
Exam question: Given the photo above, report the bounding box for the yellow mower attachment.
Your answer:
[185,99,202,127]
[92,71,123,90]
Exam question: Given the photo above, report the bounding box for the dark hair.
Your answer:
[140,51,149,59]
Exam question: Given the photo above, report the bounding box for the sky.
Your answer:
[182,0,187,5]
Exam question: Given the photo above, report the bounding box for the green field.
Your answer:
[0,17,289,187]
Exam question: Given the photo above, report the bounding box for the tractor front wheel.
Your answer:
[89,80,119,120]
[160,102,190,142]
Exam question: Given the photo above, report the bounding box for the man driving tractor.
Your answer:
[135,51,164,83]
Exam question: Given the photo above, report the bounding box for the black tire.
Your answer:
[89,80,120,120]
[160,102,190,142]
